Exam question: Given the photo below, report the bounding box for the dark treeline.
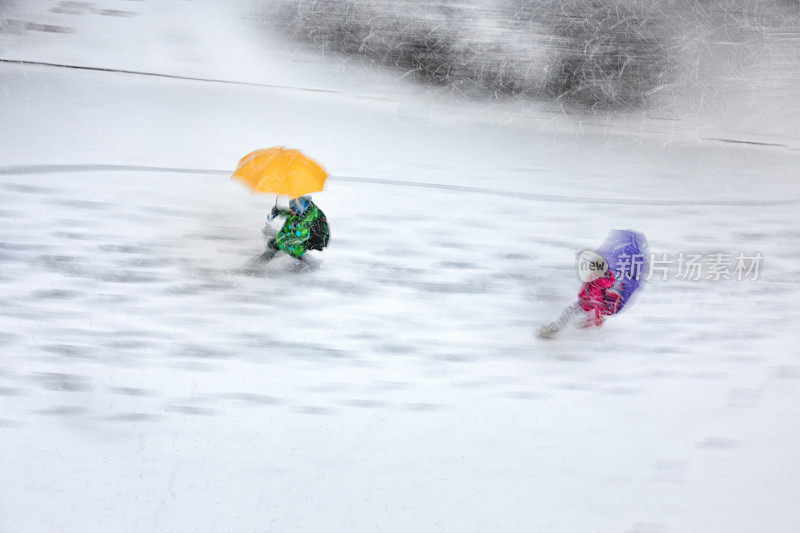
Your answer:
[269,0,797,109]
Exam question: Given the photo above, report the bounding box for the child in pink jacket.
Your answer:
[577,269,622,327]
[538,257,623,339]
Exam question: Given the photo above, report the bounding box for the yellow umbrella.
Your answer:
[232,147,328,198]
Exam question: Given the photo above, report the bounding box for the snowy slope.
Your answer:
[1,1,800,532]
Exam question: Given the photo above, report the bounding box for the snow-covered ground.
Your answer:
[1,1,799,532]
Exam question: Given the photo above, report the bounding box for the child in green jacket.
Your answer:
[260,196,328,262]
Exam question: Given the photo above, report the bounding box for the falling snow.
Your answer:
[1,0,800,531]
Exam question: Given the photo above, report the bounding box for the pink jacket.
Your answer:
[578,271,622,316]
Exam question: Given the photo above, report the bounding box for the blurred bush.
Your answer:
[272,0,676,108]
[528,0,674,107]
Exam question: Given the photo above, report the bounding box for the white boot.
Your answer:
[537,304,579,340]
[537,324,558,339]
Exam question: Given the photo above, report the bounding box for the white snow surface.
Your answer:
[1,1,800,532]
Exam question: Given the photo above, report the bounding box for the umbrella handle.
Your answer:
[267,195,279,221]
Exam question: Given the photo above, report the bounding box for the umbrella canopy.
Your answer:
[596,229,648,311]
[232,147,327,198]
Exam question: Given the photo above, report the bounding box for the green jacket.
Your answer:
[273,203,321,258]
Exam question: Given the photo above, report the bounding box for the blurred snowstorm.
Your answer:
[1,0,800,532]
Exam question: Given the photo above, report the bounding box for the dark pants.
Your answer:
[258,239,278,263]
